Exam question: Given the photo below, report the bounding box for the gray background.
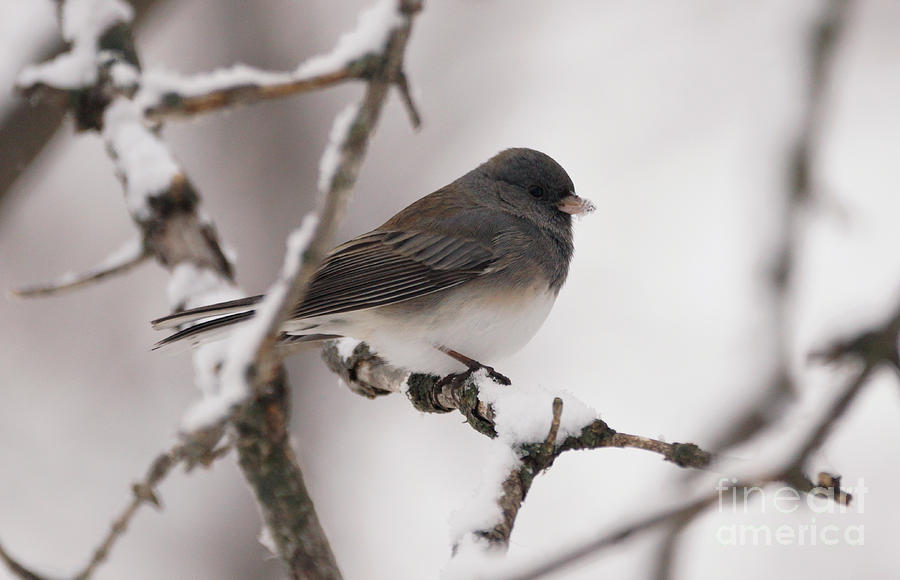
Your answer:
[1,1,898,578]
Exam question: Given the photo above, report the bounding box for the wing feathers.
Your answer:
[152,229,496,345]
[292,230,494,319]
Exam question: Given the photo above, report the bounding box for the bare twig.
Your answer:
[73,439,231,580]
[0,433,230,580]
[650,517,692,580]
[11,239,149,298]
[542,397,563,454]
[503,465,853,580]
[505,494,717,580]
[0,541,45,580]
[712,0,852,453]
[651,4,855,578]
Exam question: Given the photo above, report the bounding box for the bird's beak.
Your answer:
[557,192,595,215]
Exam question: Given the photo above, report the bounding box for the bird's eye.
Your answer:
[528,185,545,198]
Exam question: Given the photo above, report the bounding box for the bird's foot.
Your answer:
[438,347,512,386]
[435,364,510,389]
[478,365,511,386]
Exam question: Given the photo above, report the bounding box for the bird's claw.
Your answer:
[474,365,511,386]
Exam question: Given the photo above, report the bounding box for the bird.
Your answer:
[152,148,593,383]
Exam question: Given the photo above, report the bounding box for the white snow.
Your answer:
[336,337,362,359]
[134,0,401,114]
[181,215,319,431]
[165,264,241,401]
[166,262,241,310]
[102,98,181,219]
[138,65,296,110]
[295,0,403,78]
[473,370,599,446]
[98,236,143,268]
[448,441,521,544]
[21,237,144,291]
[318,103,360,193]
[258,524,277,557]
[18,0,133,89]
[441,534,508,580]
[444,374,601,571]
[109,60,140,89]
[61,0,132,41]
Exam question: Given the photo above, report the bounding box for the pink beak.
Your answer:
[557,192,595,215]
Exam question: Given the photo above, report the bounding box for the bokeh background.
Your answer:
[2,0,899,578]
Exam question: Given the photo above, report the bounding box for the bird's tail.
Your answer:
[152,309,257,350]
[151,295,265,331]
[152,295,341,350]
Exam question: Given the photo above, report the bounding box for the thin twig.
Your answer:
[650,517,691,580]
[144,68,355,122]
[648,4,856,578]
[0,541,45,580]
[11,242,149,298]
[393,70,421,128]
[504,494,718,580]
[73,435,231,580]
[542,397,563,456]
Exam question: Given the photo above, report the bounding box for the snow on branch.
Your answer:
[174,0,422,575]
[493,305,898,579]
[213,0,423,397]
[10,237,148,298]
[322,325,868,571]
[17,0,134,90]
[140,0,420,125]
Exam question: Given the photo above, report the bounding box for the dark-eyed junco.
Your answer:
[153,148,592,380]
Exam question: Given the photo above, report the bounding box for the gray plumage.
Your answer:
[153,147,590,373]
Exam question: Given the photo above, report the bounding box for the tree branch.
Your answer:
[179,1,423,577]
[505,494,717,580]
[143,67,356,122]
[0,541,44,580]
[10,238,149,298]
[0,0,163,212]
[322,323,862,565]
[651,3,855,578]
[4,0,427,577]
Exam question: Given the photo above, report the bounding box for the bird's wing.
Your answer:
[293,229,496,319]
[150,229,497,349]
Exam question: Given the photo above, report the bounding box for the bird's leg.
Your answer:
[438,347,511,386]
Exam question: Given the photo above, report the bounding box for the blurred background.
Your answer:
[2,0,899,578]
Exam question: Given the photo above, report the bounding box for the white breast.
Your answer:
[310,283,558,375]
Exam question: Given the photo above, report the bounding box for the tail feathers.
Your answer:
[151,295,264,330]
[152,311,255,350]
[152,295,337,350]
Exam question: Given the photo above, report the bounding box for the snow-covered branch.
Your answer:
[137,0,419,126]
[11,237,148,297]
[170,0,423,577]
[2,0,428,578]
[322,322,871,572]
[495,309,894,579]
